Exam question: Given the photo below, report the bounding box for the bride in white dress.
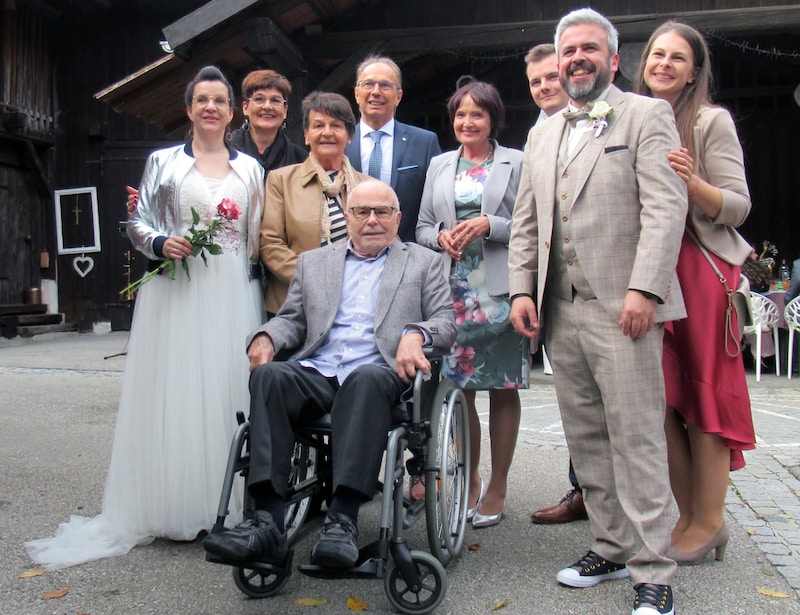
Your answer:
[25,66,265,569]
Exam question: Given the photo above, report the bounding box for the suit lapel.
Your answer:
[482,145,511,215]
[347,125,363,172]
[391,121,409,188]
[325,244,347,326]
[567,86,627,211]
[375,241,408,328]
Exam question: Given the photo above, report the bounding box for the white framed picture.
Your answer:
[54,186,101,255]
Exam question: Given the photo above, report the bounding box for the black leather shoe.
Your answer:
[310,511,359,569]
[632,583,674,615]
[202,510,287,563]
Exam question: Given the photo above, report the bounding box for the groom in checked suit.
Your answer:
[345,55,441,243]
[204,180,455,571]
[508,9,686,615]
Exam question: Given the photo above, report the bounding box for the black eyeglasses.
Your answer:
[349,206,398,220]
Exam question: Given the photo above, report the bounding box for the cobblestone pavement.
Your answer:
[502,368,800,598]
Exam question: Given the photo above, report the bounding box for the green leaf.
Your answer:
[207,244,222,255]
[191,207,200,225]
[167,259,176,280]
[182,258,191,280]
[200,250,208,266]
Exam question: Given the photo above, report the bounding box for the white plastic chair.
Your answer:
[784,296,800,379]
[743,292,780,382]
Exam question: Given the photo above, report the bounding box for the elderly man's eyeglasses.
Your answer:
[349,206,398,221]
[247,95,287,108]
[356,80,399,92]
[193,95,230,108]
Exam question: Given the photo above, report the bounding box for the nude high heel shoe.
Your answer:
[667,524,729,565]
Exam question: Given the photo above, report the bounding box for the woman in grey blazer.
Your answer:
[635,21,755,566]
[417,81,526,529]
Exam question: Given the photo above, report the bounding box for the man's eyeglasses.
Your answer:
[247,95,287,108]
[349,206,398,221]
[356,80,400,93]
[193,95,230,108]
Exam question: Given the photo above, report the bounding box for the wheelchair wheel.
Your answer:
[232,564,289,598]
[384,550,447,614]
[425,378,469,566]
[284,439,320,544]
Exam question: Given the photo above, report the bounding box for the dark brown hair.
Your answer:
[447,81,505,139]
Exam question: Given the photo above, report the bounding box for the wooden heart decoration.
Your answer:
[72,255,95,278]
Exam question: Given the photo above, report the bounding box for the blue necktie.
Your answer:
[368,130,384,179]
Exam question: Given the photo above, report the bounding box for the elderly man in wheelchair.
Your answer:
[203,180,457,575]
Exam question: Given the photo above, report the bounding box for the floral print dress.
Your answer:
[443,158,529,390]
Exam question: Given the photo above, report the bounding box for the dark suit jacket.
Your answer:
[247,239,456,370]
[346,120,441,242]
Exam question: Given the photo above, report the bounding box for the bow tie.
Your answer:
[563,108,590,122]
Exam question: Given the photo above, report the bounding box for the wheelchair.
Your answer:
[204,355,470,614]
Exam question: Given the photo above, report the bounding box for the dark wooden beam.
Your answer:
[163,0,263,50]
[244,17,306,77]
[295,6,800,57]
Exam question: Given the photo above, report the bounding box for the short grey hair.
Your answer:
[554,8,619,55]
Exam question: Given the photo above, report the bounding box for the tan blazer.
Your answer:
[689,105,752,266]
[509,85,688,324]
[259,157,369,314]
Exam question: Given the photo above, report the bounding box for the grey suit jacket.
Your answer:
[247,239,456,370]
[689,105,752,266]
[346,120,441,242]
[509,85,687,323]
[416,142,523,297]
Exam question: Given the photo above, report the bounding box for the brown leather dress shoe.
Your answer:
[530,489,588,524]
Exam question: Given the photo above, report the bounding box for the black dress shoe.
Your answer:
[310,511,359,569]
[202,510,287,562]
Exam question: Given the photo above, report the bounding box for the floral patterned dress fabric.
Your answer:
[443,158,529,390]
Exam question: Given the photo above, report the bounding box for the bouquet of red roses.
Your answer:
[120,198,242,296]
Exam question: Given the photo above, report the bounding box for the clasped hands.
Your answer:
[438,216,490,260]
[246,331,431,383]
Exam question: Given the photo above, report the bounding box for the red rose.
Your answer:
[217,198,241,221]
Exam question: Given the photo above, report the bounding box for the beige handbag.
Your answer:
[686,227,752,357]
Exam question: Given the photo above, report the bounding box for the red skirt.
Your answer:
[663,233,755,471]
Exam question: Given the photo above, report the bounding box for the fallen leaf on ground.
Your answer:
[757,588,790,598]
[346,596,368,611]
[41,588,69,600]
[747,528,756,535]
[491,599,511,610]
[294,597,328,606]
[468,542,482,551]
[19,569,46,578]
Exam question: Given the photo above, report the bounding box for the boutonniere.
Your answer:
[588,101,613,137]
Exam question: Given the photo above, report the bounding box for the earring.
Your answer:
[242,117,250,131]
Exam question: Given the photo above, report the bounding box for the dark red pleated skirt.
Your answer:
[663,233,756,471]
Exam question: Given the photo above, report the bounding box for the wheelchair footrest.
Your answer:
[298,540,383,578]
[205,548,294,577]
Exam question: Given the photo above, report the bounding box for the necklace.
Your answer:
[466,142,494,165]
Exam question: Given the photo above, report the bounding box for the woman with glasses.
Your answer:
[230,69,307,175]
[260,91,369,316]
[26,66,265,569]
[416,81,527,529]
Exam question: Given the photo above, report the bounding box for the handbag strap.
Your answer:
[685,227,741,357]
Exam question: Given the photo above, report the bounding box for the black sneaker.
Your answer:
[202,510,287,563]
[632,583,674,615]
[310,511,359,569]
[556,550,629,588]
